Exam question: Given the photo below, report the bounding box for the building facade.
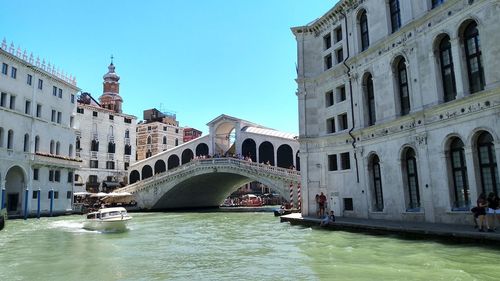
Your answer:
[0,45,80,217]
[74,62,137,193]
[293,0,499,224]
[183,127,202,143]
[136,108,184,161]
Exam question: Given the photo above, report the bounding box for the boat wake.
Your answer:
[47,220,89,233]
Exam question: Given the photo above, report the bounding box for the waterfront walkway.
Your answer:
[280,213,500,244]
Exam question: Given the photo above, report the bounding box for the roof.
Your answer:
[241,126,297,140]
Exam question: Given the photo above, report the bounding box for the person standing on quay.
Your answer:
[487,192,500,230]
[476,193,490,232]
[318,192,327,218]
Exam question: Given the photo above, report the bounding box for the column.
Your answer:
[450,37,467,98]
[428,50,443,104]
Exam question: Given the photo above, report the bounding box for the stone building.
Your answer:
[74,62,137,193]
[293,0,499,224]
[0,43,80,217]
[183,127,202,143]
[136,108,184,161]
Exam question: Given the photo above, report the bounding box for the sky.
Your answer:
[1,0,338,134]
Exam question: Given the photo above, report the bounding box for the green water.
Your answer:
[1,212,499,281]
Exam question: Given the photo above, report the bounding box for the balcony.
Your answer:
[124,155,131,162]
[108,135,115,142]
[90,151,98,159]
[107,153,115,161]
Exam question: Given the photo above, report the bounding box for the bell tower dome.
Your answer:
[99,56,123,113]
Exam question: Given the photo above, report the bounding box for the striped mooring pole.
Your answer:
[289,182,294,209]
[297,183,301,211]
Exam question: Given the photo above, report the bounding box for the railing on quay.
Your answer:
[117,158,301,194]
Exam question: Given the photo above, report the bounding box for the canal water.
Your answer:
[1,212,500,281]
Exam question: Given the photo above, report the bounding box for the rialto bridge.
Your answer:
[117,115,301,210]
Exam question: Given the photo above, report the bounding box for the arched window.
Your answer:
[389,0,401,33]
[50,140,55,154]
[147,135,152,145]
[108,125,114,136]
[7,130,13,149]
[91,139,99,151]
[476,132,498,195]
[438,35,456,102]
[35,136,40,152]
[448,138,469,210]
[69,144,73,157]
[163,136,167,145]
[124,144,131,155]
[396,57,410,115]
[125,129,130,138]
[23,133,29,152]
[371,155,384,212]
[359,10,369,51]
[364,73,376,126]
[56,141,60,155]
[108,142,115,153]
[175,138,179,146]
[0,127,4,147]
[146,150,152,158]
[403,148,420,211]
[76,137,80,150]
[462,21,485,93]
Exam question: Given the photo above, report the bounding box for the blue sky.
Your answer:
[1,0,337,134]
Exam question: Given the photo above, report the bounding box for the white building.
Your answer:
[293,0,499,224]
[0,43,80,217]
[74,62,137,193]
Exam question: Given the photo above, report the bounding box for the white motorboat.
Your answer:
[83,207,132,232]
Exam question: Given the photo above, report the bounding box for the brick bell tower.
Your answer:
[99,56,123,113]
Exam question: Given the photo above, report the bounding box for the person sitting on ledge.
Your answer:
[320,210,335,227]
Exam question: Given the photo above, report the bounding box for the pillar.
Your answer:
[450,37,467,98]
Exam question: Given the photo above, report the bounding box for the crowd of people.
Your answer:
[472,192,500,232]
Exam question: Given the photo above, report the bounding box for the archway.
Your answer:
[196,143,209,156]
[130,170,140,184]
[168,154,180,170]
[142,165,153,180]
[259,141,274,165]
[154,160,166,174]
[277,144,293,168]
[5,166,25,215]
[182,149,194,164]
[214,122,235,156]
[241,138,257,162]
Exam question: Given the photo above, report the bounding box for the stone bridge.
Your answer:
[118,158,300,209]
[116,114,301,210]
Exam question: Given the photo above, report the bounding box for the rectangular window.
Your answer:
[27,74,32,85]
[337,85,346,102]
[328,154,338,171]
[51,110,56,122]
[33,168,39,180]
[77,107,84,114]
[36,104,42,118]
[25,100,31,115]
[109,115,114,120]
[9,95,15,110]
[106,161,115,170]
[1,92,7,107]
[55,170,61,182]
[432,0,445,9]
[124,117,132,124]
[58,88,62,98]
[340,152,350,170]
[32,190,38,199]
[336,48,343,63]
[1,63,7,75]
[163,126,167,131]
[90,160,98,168]
[71,94,75,103]
[49,170,54,182]
[54,191,59,199]
[344,198,354,211]
[67,171,73,183]
[338,113,348,131]
[335,27,343,43]
[326,117,336,134]
[89,175,98,183]
[175,129,179,134]
[48,190,52,199]
[323,33,332,50]
[38,79,43,90]
[53,86,58,96]
[66,191,72,199]
[324,54,332,70]
[124,162,129,171]
[10,67,17,79]
[57,111,62,124]
[92,111,98,117]
[325,90,334,107]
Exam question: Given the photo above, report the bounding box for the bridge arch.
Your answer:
[142,165,153,180]
[196,143,209,156]
[155,160,166,174]
[130,170,140,184]
[168,154,180,169]
[277,144,293,168]
[241,138,257,162]
[182,149,194,164]
[259,141,274,165]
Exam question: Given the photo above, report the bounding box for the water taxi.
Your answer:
[83,207,131,232]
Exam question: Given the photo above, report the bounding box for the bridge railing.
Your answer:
[117,158,301,194]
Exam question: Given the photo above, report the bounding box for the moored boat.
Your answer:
[83,207,131,232]
[0,208,6,231]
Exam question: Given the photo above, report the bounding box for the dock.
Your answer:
[280,213,500,245]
